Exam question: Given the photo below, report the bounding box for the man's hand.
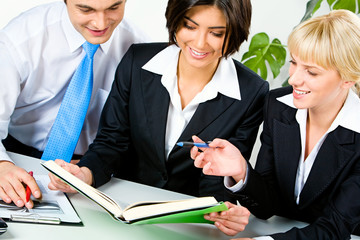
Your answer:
[0,161,41,208]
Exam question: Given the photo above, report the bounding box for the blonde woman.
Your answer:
[191,10,360,239]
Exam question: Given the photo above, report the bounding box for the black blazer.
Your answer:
[78,43,268,202]
[231,86,360,239]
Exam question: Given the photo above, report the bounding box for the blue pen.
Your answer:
[176,141,212,148]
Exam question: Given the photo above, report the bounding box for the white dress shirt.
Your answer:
[142,45,241,158]
[0,2,148,161]
[225,89,360,240]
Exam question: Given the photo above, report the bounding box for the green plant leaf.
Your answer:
[328,0,359,13]
[241,33,286,80]
[300,0,324,23]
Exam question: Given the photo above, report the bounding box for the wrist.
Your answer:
[81,167,93,185]
[232,160,247,183]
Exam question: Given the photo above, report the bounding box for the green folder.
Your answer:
[132,202,228,225]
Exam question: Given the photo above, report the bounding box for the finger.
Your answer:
[193,152,205,168]
[202,161,214,175]
[192,135,204,143]
[25,199,34,209]
[209,138,227,148]
[0,183,12,203]
[54,159,68,167]
[22,172,41,199]
[48,173,69,191]
[214,221,240,236]
[190,146,199,160]
[2,180,24,207]
[70,159,80,164]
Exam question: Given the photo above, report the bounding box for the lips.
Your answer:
[294,89,310,95]
[189,47,209,59]
[293,88,311,99]
[87,27,109,37]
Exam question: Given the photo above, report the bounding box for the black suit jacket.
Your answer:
[78,43,268,202]
[231,86,360,239]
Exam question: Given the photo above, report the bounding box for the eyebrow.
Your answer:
[76,1,123,10]
[184,16,226,29]
[290,54,323,70]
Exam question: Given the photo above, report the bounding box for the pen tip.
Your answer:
[176,142,183,147]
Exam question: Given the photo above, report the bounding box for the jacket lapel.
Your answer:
[176,94,235,144]
[298,127,355,209]
[273,107,302,203]
[141,70,169,164]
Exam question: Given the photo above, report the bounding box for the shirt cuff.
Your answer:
[254,236,274,240]
[224,163,249,192]
[0,145,13,163]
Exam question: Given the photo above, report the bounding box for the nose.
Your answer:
[92,12,107,30]
[288,67,303,87]
[194,31,207,49]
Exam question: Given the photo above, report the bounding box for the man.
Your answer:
[0,0,148,208]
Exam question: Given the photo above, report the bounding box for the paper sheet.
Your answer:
[0,175,81,224]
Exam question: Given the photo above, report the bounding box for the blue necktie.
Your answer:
[42,42,99,162]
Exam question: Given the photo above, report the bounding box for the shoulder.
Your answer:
[114,17,151,43]
[232,58,268,89]
[130,42,169,53]
[264,86,295,117]
[231,59,269,99]
[124,42,169,63]
[264,86,293,106]
[269,85,293,99]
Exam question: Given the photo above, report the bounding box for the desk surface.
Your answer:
[2,152,360,240]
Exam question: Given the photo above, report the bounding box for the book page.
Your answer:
[122,196,218,221]
[0,175,81,223]
[41,161,123,218]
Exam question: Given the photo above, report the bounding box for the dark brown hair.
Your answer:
[165,0,252,57]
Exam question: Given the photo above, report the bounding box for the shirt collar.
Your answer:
[61,4,114,54]
[142,44,241,101]
[277,90,360,134]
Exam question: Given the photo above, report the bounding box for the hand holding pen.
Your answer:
[0,162,41,209]
[189,135,248,182]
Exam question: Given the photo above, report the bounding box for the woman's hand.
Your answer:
[190,136,247,182]
[48,159,93,193]
[205,202,251,236]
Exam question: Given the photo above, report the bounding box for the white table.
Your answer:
[2,152,359,240]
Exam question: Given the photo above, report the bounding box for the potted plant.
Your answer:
[242,0,359,85]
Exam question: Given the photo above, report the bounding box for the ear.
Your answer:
[341,80,355,89]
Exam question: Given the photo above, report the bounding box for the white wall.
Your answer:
[1,0,330,86]
[0,0,331,164]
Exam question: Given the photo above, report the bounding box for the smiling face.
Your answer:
[66,0,125,45]
[288,54,353,112]
[175,5,226,71]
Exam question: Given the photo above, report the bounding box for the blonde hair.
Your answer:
[288,10,360,96]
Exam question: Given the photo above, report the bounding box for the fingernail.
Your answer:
[25,201,32,208]
[16,199,24,206]
[34,190,40,198]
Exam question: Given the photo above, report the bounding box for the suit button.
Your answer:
[162,173,168,181]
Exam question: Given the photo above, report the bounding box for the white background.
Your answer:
[0,0,332,86]
[0,0,331,163]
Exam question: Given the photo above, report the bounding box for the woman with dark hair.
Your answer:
[49,0,267,232]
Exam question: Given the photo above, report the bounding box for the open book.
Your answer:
[41,160,227,224]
